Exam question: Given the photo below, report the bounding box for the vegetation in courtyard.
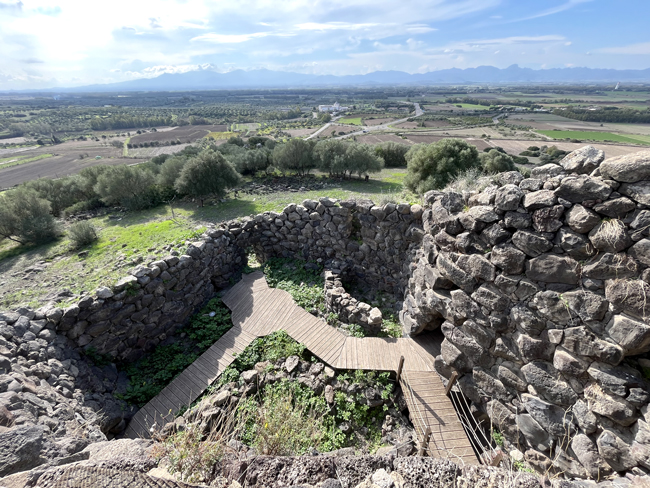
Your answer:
[214,331,394,454]
[263,258,325,315]
[119,297,233,406]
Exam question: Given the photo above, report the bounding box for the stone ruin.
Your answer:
[1,145,650,484]
[402,147,650,479]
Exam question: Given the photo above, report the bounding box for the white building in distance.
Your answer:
[318,101,349,112]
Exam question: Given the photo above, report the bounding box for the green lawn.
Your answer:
[338,117,363,125]
[536,130,650,145]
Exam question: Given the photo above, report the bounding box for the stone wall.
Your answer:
[324,269,383,333]
[1,197,425,364]
[402,146,650,479]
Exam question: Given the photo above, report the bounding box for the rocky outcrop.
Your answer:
[402,148,650,480]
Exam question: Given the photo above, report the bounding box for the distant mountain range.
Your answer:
[12,65,650,93]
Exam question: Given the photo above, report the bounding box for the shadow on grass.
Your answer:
[0,238,61,269]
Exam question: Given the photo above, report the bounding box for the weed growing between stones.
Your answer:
[118,297,233,407]
[152,399,241,484]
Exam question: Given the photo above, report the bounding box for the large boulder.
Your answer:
[521,394,576,438]
[605,314,650,355]
[554,175,612,203]
[520,361,578,406]
[584,383,637,427]
[525,254,580,284]
[571,433,612,479]
[565,204,601,234]
[620,180,650,205]
[559,145,605,175]
[561,326,623,365]
[0,425,46,477]
[606,279,650,320]
[588,220,632,253]
[599,150,650,183]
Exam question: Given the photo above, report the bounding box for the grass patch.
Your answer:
[205,131,236,140]
[456,103,490,111]
[338,117,363,126]
[263,258,325,315]
[0,153,53,169]
[218,331,394,454]
[0,169,414,310]
[536,129,650,145]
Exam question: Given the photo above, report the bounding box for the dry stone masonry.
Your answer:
[402,147,650,480]
[2,145,650,483]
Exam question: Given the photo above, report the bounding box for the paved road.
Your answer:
[335,102,423,140]
[305,103,423,142]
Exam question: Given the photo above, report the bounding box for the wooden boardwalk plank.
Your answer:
[125,269,478,466]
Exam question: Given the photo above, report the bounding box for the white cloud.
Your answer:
[596,42,650,55]
[191,32,270,43]
[508,0,593,23]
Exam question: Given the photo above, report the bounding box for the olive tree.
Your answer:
[272,139,314,176]
[404,138,480,194]
[175,149,241,206]
[374,141,409,167]
[0,187,58,244]
[94,165,157,210]
[345,143,384,178]
[313,139,348,176]
[480,149,517,173]
[157,156,188,188]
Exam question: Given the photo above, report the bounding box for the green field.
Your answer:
[232,123,261,131]
[456,103,490,111]
[536,130,650,145]
[0,153,53,169]
[339,117,363,125]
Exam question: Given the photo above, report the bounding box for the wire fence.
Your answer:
[399,367,497,465]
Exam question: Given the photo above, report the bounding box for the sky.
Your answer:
[1,0,650,89]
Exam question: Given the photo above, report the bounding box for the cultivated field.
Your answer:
[286,128,320,137]
[490,139,645,158]
[338,117,363,125]
[363,117,396,126]
[0,139,147,189]
[129,125,228,145]
[536,129,650,145]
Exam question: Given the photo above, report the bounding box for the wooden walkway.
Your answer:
[124,271,478,464]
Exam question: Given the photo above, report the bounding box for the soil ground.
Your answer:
[129,125,227,145]
[286,128,319,137]
[0,139,147,189]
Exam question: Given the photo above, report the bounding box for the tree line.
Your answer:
[0,138,410,246]
[552,107,650,124]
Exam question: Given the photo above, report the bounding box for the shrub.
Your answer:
[480,149,517,173]
[404,138,481,194]
[0,187,58,245]
[68,221,98,249]
[239,381,325,456]
[175,149,241,206]
[94,165,157,210]
[374,141,410,167]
